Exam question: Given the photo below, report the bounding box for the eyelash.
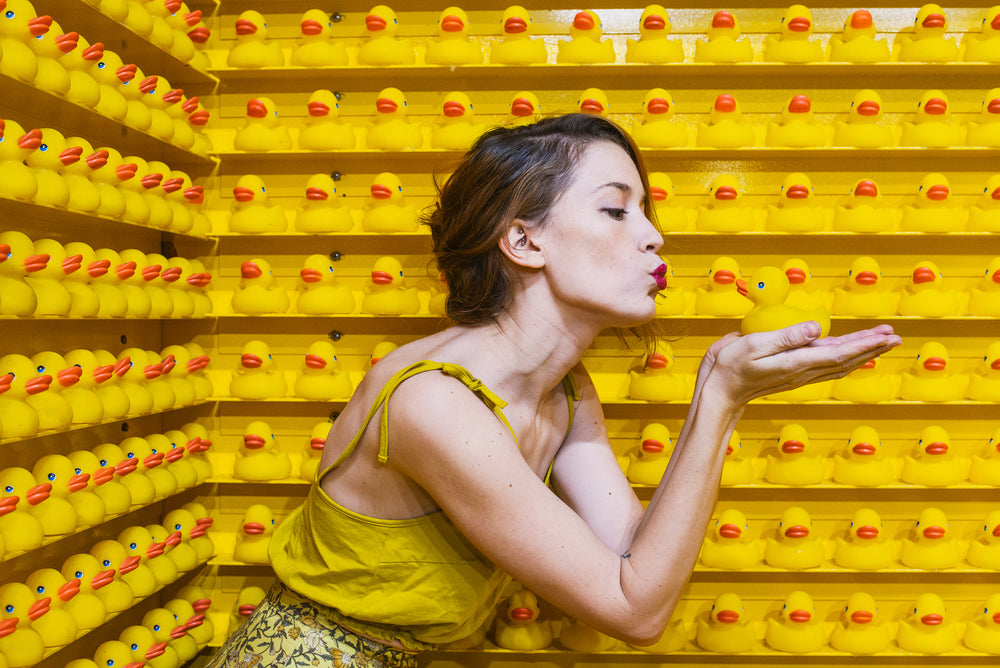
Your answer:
[603,208,628,221]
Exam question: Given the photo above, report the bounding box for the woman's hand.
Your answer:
[704,322,902,408]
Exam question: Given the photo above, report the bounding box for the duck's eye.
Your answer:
[74,468,82,474]
[260,187,266,194]
[398,186,402,192]
[328,267,333,273]
[4,10,13,18]
[153,624,161,631]
[75,570,83,578]
[174,523,182,530]
[37,365,45,373]
[106,661,114,667]
[398,270,403,277]
[4,605,12,613]
[39,144,48,152]
[102,559,111,567]
[36,585,45,594]
[131,643,139,650]
[5,485,13,493]
[757,281,765,289]
[129,542,137,549]
[99,459,108,466]
[98,61,106,69]
[127,452,135,459]
[47,472,56,481]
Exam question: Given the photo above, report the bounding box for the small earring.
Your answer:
[517,236,527,247]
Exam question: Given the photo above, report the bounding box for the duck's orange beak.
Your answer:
[715,94,736,112]
[235,19,258,35]
[712,11,735,29]
[246,98,268,118]
[441,14,464,32]
[643,14,666,30]
[510,97,535,117]
[922,525,945,539]
[306,186,328,200]
[715,269,736,285]
[371,270,393,285]
[56,31,79,53]
[851,10,873,29]
[718,523,742,539]
[785,267,806,284]
[301,19,323,36]
[923,97,947,115]
[714,186,737,200]
[504,16,527,34]
[789,609,811,623]
[787,16,811,32]
[243,434,265,449]
[735,279,748,296]
[857,100,880,116]
[243,521,266,534]
[646,97,670,115]
[922,13,945,28]
[443,100,466,117]
[573,11,595,30]
[366,14,386,31]
[781,439,804,453]
[371,183,392,199]
[376,97,398,114]
[855,525,879,539]
[851,610,874,623]
[305,354,327,369]
[923,356,947,371]
[308,101,330,117]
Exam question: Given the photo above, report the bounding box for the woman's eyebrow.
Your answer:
[593,181,632,194]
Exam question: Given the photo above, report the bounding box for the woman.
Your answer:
[208,114,900,667]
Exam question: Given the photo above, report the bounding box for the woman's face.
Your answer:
[533,140,665,328]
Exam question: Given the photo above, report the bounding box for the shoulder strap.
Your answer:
[544,371,582,486]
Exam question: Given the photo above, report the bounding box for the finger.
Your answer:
[747,321,823,358]
[748,342,899,401]
[807,325,897,348]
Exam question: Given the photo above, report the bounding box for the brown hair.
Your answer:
[425,113,663,348]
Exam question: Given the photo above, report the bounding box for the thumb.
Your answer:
[758,321,822,354]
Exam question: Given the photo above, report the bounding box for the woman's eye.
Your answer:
[603,208,627,221]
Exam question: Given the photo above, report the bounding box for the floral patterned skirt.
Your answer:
[205,582,419,668]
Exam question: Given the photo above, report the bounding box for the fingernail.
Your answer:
[802,321,821,338]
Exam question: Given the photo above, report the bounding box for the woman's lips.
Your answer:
[652,263,667,290]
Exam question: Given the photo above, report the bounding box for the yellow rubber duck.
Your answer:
[142,252,178,318]
[695,256,752,315]
[62,242,103,317]
[700,508,761,569]
[557,9,615,64]
[163,505,213,564]
[64,36,103,109]
[290,9,346,66]
[89,50,134,121]
[963,593,1000,653]
[357,4,414,65]
[765,173,828,232]
[764,4,825,63]
[738,266,830,338]
[164,596,212,651]
[366,87,423,150]
[971,426,1000,486]
[92,441,154,510]
[576,87,610,117]
[153,430,199,489]
[896,593,959,653]
[831,256,895,317]
[0,0,47,81]
[559,617,618,651]
[25,238,76,315]
[121,622,181,668]
[833,508,896,570]
[764,423,825,485]
[369,340,398,367]
[829,592,890,653]
[0,120,41,201]
[967,510,1000,569]
[694,10,754,62]
[23,567,80,646]
[0,467,46,554]
[626,4,683,63]
[0,230,48,317]
[61,553,113,631]
[24,127,75,208]
[144,75,184,143]
[721,430,754,486]
[630,88,688,148]
[226,10,283,67]
[969,341,1000,400]
[969,174,1000,231]
[236,420,292,481]
[0,353,45,439]
[227,586,266,636]
[832,424,895,486]
[628,344,690,402]
[490,5,546,65]
[648,173,690,234]
[896,4,959,62]
[300,421,331,482]
[962,7,1000,62]
[121,435,177,499]
[143,606,196,665]
[626,423,674,485]
[695,176,755,232]
[765,590,825,653]
[506,91,542,125]
[362,256,420,314]
[180,344,213,401]
[901,91,965,148]
[0,582,47,667]
[765,94,828,147]
[233,503,276,563]
[156,259,195,318]
[148,522,198,574]
[901,507,961,569]
[91,350,132,419]
[493,588,552,650]
[181,499,216,559]
[28,350,79,432]
[782,259,825,311]
[968,87,1000,146]
[114,249,155,318]
[162,168,206,234]
[293,341,353,400]
[901,341,965,402]
[115,348,157,415]
[298,89,355,150]
[425,6,482,65]
[293,174,354,233]
[88,147,136,220]
[361,172,418,233]
[832,178,896,232]
[695,592,755,653]
[231,258,289,315]
[92,639,141,668]
[228,174,289,233]
[68,447,130,516]
[764,506,826,569]
[34,452,102,529]
[233,97,292,152]
[833,90,895,148]
[88,539,138,612]
[120,66,154,133]
[430,91,483,150]
[61,135,101,212]
[31,16,76,94]
[119,524,178,587]
[898,260,960,316]
[296,253,356,314]
[828,9,891,62]
[88,248,128,318]
[230,339,287,400]
[696,94,757,148]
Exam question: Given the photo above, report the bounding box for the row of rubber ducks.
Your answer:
[627,424,1000,488]
[0,233,213,318]
[227,420,331,482]
[222,5,1000,68]
[0,425,213,553]
[79,0,209,66]
[486,587,1000,655]
[701,506,1000,571]
[0,345,212,440]
[0,0,211,151]
[0,126,210,233]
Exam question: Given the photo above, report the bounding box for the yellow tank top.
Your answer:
[268,361,579,649]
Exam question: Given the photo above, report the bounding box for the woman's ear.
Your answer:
[498,221,544,268]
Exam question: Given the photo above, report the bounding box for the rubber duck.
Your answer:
[832,178,896,232]
[897,593,959,653]
[738,266,830,339]
[694,10,754,62]
[119,66,154,133]
[694,592,755,653]
[289,9,346,66]
[68,447,130,516]
[902,91,965,147]
[120,524,178,587]
[180,344,212,401]
[34,452,101,529]
[576,87,610,118]
[721,430,754,486]
[626,4,683,63]
[361,172,418,233]
[362,256,420,315]
[87,249,128,318]
[293,174,353,233]
[832,424,894,486]
[61,136,102,212]
[230,340,287,400]
[365,87,423,150]
[231,258,289,315]
[898,260,960,316]
[121,435,177,498]
[155,258,193,318]
[695,257,752,316]
[115,347,158,415]
[506,91,542,125]
[62,35,103,109]
[967,510,1000,569]
[490,5,546,65]
[295,253,355,314]
[228,174,289,233]
[764,4,825,63]
[901,507,961,569]
[164,596,211,651]
[700,508,761,569]
[298,89,355,151]
[22,239,72,315]
[430,91,483,150]
[299,421,330,482]
[185,98,213,156]
[628,344,689,402]
[0,353,45,439]
[765,590,825,653]
[830,256,893,317]
[968,87,1000,147]
[696,93,757,148]
[92,441,153,510]
[159,429,199,489]
[695,175,757,232]
[767,173,829,233]
[559,617,617,651]
[969,341,1000,401]
[233,97,291,152]
[828,9,891,62]
[0,231,42,317]
[834,508,896,570]
[779,259,824,312]
[87,147,132,219]
[493,588,552,650]
[235,420,292,481]
[293,341,353,400]
[0,466,46,553]
[144,75,185,143]
[625,423,673,485]
[427,270,449,316]
[0,0,44,82]
[369,341,398,368]
[89,50,135,121]
[147,522,197,575]
[971,427,1000,486]
[969,174,1000,231]
[91,350,131,418]
[143,606,195,665]
[962,7,1000,62]
[829,592,890,653]
[557,9,615,64]
[162,506,213,564]
[901,172,968,232]
[24,127,76,207]
[121,622,181,668]
[27,350,78,431]
[764,423,826,485]
[92,640,141,668]
[963,593,1000,653]
[227,10,283,67]
[0,582,47,667]
[0,119,42,201]
[897,4,959,62]
[765,506,826,569]
[125,157,168,226]
[233,503,275,563]
[630,88,688,148]
[833,90,895,148]
[357,5,414,65]
[901,341,965,402]
[766,95,828,147]
[227,586,265,636]
[87,539,138,611]
[60,242,103,317]
[31,15,77,92]
[62,553,114,632]
[646,173,690,234]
